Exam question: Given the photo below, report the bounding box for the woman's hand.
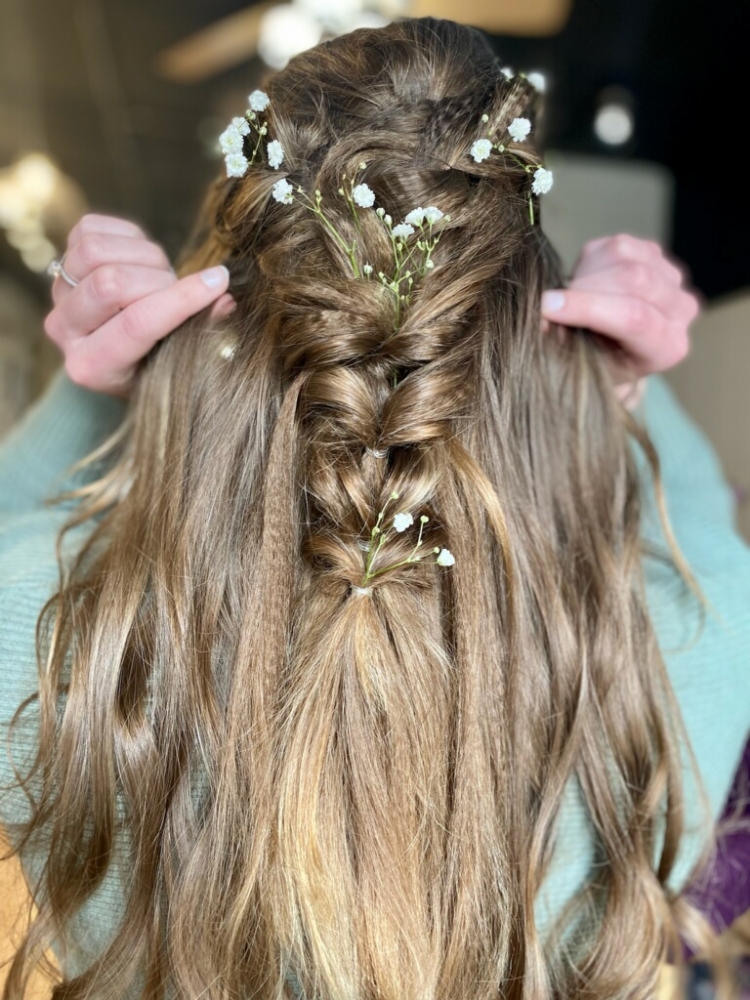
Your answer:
[44,214,236,398]
[541,234,701,408]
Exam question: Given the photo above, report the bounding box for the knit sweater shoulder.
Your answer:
[1,369,749,985]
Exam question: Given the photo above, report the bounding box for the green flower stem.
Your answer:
[300,190,361,278]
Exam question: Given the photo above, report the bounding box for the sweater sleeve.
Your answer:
[0,368,127,519]
[536,375,750,932]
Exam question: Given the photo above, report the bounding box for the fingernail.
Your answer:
[201,265,229,289]
[542,290,565,312]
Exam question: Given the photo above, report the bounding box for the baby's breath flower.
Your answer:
[470,138,493,163]
[508,117,531,142]
[376,206,386,218]
[425,260,435,269]
[363,263,373,275]
[531,166,554,195]
[526,71,546,93]
[423,206,444,224]
[266,139,284,169]
[219,127,244,154]
[225,152,249,178]
[391,223,414,239]
[352,183,375,208]
[272,178,294,204]
[404,207,426,226]
[436,548,455,567]
[231,116,251,136]
[383,214,392,226]
[248,89,271,112]
[481,114,490,123]
[500,66,514,79]
[392,512,414,533]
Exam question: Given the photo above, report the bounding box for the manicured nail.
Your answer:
[542,290,565,312]
[201,265,229,288]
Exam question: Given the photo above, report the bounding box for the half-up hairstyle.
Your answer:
[4,17,715,1000]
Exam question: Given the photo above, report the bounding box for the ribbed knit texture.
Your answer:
[1,369,749,990]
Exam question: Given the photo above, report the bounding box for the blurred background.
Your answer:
[0,0,748,536]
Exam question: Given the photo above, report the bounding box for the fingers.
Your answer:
[67,213,148,251]
[51,214,161,305]
[63,266,230,395]
[51,235,173,308]
[541,288,690,373]
[573,233,684,286]
[566,262,699,322]
[46,264,178,346]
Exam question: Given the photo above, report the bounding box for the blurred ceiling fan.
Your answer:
[155,0,571,84]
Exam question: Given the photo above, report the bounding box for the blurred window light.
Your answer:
[258,4,323,69]
[594,103,634,145]
[297,0,362,33]
[0,153,80,274]
[15,153,59,206]
[21,237,59,273]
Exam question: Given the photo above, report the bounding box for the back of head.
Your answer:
[10,17,704,1000]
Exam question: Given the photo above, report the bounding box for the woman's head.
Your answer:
[6,17,711,1000]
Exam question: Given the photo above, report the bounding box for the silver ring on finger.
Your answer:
[47,253,80,288]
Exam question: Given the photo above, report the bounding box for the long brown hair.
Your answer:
[4,17,716,1000]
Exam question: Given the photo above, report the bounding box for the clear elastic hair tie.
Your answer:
[365,447,388,459]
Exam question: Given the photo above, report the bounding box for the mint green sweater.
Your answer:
[1,370,749,986]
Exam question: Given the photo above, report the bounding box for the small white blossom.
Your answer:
[508,117,531,142]
[526,71,547,93]
[376,206,386,218]
[352,183,375,208]
[248,89,270,112]
[392,512,414,533]
[425,260,435,269]
[470,138,493,163]
[225,152,249,178]
[481,114,490,123]
[531,166,554,195]
[231,116,251,136]
[404,207,425,226]
[266,139,284,169]
[500,66,514,79]
[219,126,244,154]
[383,214,392,226]
[423,206,444,224]
[272,178,294,204]
[391,223,414,239]
[436,548,455,567]
[363,263,373,275]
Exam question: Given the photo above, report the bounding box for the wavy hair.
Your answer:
[3,17,718,1000]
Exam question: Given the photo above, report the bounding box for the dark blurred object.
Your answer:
[491,0,750,299]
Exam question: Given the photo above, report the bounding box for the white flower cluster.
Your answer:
[357,492,455,591]
[272,165,449,325]
[220,90,285,179]
[469,113,553,223]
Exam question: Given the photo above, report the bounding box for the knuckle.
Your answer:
[64,349,91,387]
[43,310,62,343]
[642,239,662,257]
[622,298,654,336]
[76,232,106,270]
[90,264,125,304]
[622,262,652,293]
[611,233,639,258]
[77,213,101,237]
